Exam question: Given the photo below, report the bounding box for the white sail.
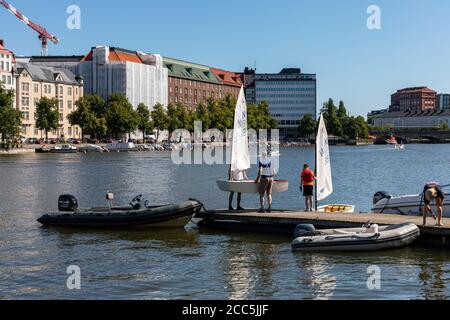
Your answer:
[230,86,251,172]
[316,114,333,201]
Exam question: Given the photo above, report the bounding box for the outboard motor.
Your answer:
[373,191,392,206]
[58,195,78,212]
[294,224,316,238]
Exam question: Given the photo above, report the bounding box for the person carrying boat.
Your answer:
[300,164,316,212]
[228,166,248,211]
[255,152,274,213]
[422,181,445,227]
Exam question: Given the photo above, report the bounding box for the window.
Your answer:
[34,84,39,93]
[68,101,73,110]
[68,127,72,136]
[21,97,29,106]
[59,86,63,95]
[59,100,64,111]
[34,127,39,135]
[22,83,29,92]
[1,75,5,83]
[7,76,11,85]
[23,112,30,121]
[59,113,63,121]
[68,87,72,96]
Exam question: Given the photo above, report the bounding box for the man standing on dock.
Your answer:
[422,181,445,227]
[255,152,274,213]
[300,164,316,212]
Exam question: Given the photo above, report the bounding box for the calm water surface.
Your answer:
[1,145,450,300]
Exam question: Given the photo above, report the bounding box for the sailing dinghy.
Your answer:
[217,86,289,194]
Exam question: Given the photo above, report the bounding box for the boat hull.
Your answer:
[292,223,420,252]
[37,201,201,229]
[216,180,289,194]
[372,193,450,217]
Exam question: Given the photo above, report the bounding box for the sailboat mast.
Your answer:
[314,114,319,211]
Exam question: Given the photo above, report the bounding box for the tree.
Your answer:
[150,103,169,141]
[136,103,153,141]
[194,103,211,131]
[105,94,138,139]
[67,96,97,139]
[298,114,317,139]
[322,98,343,137]
[0,84,22,145]
[35,97,59,140]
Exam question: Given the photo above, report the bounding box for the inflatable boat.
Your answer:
[37,194,202,228]
[292,222,420,252]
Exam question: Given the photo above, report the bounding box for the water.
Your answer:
[1,145,450,300]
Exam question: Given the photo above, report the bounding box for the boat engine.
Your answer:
[58,194,78,212]
[294,224,316,238]
[373,191,392,205]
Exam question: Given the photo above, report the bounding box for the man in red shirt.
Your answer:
[300,164,316,212]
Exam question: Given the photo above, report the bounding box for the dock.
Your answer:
[197,209,450,248]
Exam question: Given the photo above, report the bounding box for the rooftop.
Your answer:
[375,109,450,118]
[210,68,242,87]
[393,86,437,94]
[16,62,82,85]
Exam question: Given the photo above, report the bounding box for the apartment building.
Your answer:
[15,62,84,139]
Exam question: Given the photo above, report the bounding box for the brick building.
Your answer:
[164,57,241,109]
[390,87,437,112]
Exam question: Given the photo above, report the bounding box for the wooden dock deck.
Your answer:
[197,209,450,248]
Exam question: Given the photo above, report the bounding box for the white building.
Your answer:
[78,46,168,109]
[373,110,450,128]
[244,68,317,139]
[0,40,15,91]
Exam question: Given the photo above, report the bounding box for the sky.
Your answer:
[1,0,450,116]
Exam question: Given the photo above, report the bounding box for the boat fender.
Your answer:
[294,224,316,238]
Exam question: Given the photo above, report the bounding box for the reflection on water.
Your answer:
[1,146,450,299]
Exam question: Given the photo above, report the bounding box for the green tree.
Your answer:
[105,94,138,139]
[150,103,169,141]
[298,114,317,139]
[136,103,153,141]
[322,98,343,137]
[194,103,211,131]
[35,97,59,140]
[67,96,97,139]
[0,84,22,146]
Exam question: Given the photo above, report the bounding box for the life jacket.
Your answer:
[302,169,315,186]
[259,158,273,177]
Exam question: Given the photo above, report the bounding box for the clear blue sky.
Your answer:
[2,0,450,116]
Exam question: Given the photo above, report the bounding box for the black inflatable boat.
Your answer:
[37,194,202,228]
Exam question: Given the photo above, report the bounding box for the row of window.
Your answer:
[22,110,71,122]
[255,87,316,92]
[22,126,80,137]
[255,80,315,85]
[0,61,11,71]
[257,99,316,105]
[169,77,230,91]
[256,94,316,98]
[21,97,73,110]
[21,83,78,96]
[1,74,13,85]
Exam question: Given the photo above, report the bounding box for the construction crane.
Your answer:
[0,0,59,56]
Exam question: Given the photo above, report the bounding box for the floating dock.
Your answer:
[197,209,450,248]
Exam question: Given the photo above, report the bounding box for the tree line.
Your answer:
[1,85,278,145]
[298,98,370,141]
[67,93,277,141]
